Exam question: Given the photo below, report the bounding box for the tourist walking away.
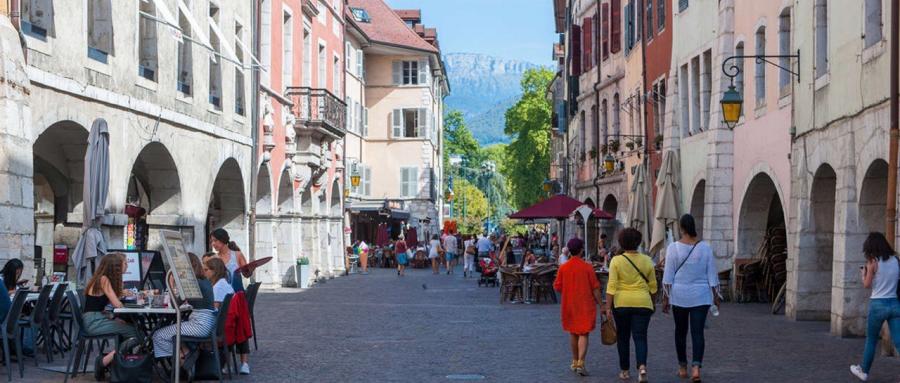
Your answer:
[605,228,657,382]
[210,228,253,375]
[429,234,443,275]
[83,253,141,380]
[558,247,570,265]
[443,231,458,274]
[463,236,477,278]
[153,253,216,372]
[553,238,602,376]
[477,234,493,259]
[662,214,719,382]
[395,237,409,276]
[850,232,900,381]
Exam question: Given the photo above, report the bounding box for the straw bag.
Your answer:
[600,315,617,345]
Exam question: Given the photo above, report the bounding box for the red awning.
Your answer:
[592,208,615,220]
[508,195,585,220]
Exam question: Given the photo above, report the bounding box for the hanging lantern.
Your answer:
[603,153,616,173]
[350,168,361,187]
[720,85,743,130]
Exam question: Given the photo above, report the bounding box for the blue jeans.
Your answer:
[673,305,709,367]
[613,307,653,371]
[862,298,900,373]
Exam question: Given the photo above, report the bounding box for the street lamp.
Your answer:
[603,153,616,173]
[543,178,552,193]
[350,168,361,187]
[720,85,743,130]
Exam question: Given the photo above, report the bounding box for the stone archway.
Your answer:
[690,180,706,239]
[600,194,619,246]
[299,186,316,279]
[858,160,888,234]
[583,198,598,259]
[32,121,89,274]
[602,194,618,217]
[127,142,183,250]
[254,164,276,285]
[329,179,343,273]
[795,164,837,321]
[275,168,297,286]
[736,173,785,260]
[207,158,246,252]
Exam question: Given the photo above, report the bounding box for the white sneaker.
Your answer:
[850,365,868,381]
[240,363,250,375]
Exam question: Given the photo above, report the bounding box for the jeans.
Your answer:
[862,298,900,373]
[673,305,709,367]
[613,307,653,371]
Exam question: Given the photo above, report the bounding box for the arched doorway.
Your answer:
[859,160,888,233]
[299,186,316,278]
[207,158,246,252]
[600,194,619,246]
[736,173,787,305]
[796,164,836,321]
[690,180,706,239]
[329,179,343,272]
[583,198,597,260]
[602,194,618,217]
[275,168,296,285]
[254,164,275,284]
[32,121,89,276]
[127,142,183,250]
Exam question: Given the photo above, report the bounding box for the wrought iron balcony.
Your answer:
[285,87,347,139]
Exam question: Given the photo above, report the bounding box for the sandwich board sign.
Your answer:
[159,230,201,301]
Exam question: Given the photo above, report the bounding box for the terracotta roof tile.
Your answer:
[347,0,438,53]
[393,9,421,21]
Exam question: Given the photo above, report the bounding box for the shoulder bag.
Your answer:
[600,315,617,345]
[622,255,656,313]
[674,241,701,278]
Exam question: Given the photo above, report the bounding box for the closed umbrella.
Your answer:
[650,151,681,256]
[73,119,110,286]
[628,161,652,250]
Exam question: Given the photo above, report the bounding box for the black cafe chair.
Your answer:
[181,293,233,382]
[18,284,52,365]
[2,290,29,381]
[45,285,68,357]
[64,291,120,383]
[245,282,261,351]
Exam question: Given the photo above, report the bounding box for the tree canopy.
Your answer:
[503,68,554,210]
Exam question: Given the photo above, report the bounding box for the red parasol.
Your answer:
[508,194,585,220]
[235,256,273,277]
[592,208,615,220]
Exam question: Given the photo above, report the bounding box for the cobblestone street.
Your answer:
[20,265,900,382]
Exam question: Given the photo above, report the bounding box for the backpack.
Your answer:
[109,338,153,383]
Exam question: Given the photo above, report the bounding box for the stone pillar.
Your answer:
[0,16,35,276]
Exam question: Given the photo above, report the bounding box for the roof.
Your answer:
[393,9,421,21]
[347,0,438,53]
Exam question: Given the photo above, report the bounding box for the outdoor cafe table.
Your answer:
[513,270,533,304]
[113,305,193,380]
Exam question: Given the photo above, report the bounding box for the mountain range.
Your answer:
[442,53,543,146]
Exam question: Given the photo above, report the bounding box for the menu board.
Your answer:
[159,230,202,300]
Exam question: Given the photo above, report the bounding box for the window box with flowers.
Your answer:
[609,140,621,153]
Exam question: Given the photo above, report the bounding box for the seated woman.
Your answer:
[152,253,216,364]
[0,258,23,322]
[204,257,253,375]
[86,253,140,380]
[523,250,538,266]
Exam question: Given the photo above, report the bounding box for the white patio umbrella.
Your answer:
[73,118,110,286]
[650,150,681,257]
[628,161,652,250]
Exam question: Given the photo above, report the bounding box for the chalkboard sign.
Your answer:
[159,230,201,301]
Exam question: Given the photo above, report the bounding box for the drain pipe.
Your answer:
[886,0,898,247]
[247,0,261,282]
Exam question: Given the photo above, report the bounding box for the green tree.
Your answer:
[503,68,554,209]
[450,179,489,234]
[443,110,484,172]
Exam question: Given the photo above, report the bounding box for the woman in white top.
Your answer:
[428,234,442,275]
[662,214,719,382]
[850,232,900,381]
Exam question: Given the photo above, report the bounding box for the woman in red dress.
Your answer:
[553,238,603,376]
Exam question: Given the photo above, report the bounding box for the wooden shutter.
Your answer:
[392,61,401,84]
[624,2,633,53]
[611,0,622,53]
[364,166,371,196]
[418,60,428,85]
[363,108,369,136]
[602,4,610,59]
[356,49,364,77]
[346,97,353,132]
[582,17,592,70]
[90,0,114,54]
[594,13,600,64]
[392,109,402,137]
[635,0,642,42]
[571,24,582,75]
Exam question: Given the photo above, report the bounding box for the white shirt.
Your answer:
[428,239,441,258]
[872,257,900,299]
[213,278,235,303]
[476,237,493,253]
[443,235,458,254]
[662,241,718,308]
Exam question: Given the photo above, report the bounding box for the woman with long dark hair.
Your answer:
[84,253,140,379]
[0,258,24,294]
[208,228,253,375]
[850,232,900,381]
[662,214,719,382]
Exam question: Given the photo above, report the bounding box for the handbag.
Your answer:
[600,315,617,345]
[109,338,153,383]
[622,254,656,313]
[191,348,225,381]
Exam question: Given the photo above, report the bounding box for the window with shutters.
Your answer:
[260,0,271,86]
[601,4,610,60]
[646,0,653,39]
[657,0,664,30]
[333,54,341,96]
[579,110,586,157]
[363,107,369,136]
[138,1,158,81]
[591,104,599,151]
[814,0,827,79]
[235,22,246,115]
[283,11,293,91]
[87,0,114,63]
[356,49,364,79]
[690,56,700,133]
[601,99,608,143]
[392,108,428,138]
[678,0,689,12]
[21,0,54,39]
[393,60,427,85]
[612,93,621,138]
[401,167,419,198]
[346,96,353,133]
[208,3,222,110]
[865,0,883,48]
[570,25,582,75]
[778,10,792,96]
[611,0,621,53]
[356,102,363,134]
[635,0,642,43]
[679,64,689,136]
[624,2,633,54]
[582,17,592,70]
[701,50,711,129]
[363,166,372,196]
[755,27,766,105]
[346,42,352,71]
[177,2,193,95]
[318,43,327,88]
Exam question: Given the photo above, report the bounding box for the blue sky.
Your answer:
[384,0,557,66]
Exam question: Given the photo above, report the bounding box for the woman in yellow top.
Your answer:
[604,228,657,383]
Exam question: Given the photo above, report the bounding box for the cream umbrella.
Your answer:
[650,150,681,257]
[73,119,110,286]
[628,161,652,250]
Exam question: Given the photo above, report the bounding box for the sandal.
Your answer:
[678,366,688,379]
[639,366,648,382]
[618,370,630,381]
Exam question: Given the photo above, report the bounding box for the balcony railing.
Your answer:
[286,87,347,138]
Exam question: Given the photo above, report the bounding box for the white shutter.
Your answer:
[400,168,408,196]
[357,49,364,77]
[363,108,369,136]
[356,102,362,132]
[364,166,371,196]
[418,60,428,84]
[392,61,402,84]
[346,97,352,132]
[410,167,419,197]
[416,108,427,138]
[345,42,352,70]
[392,109,402,137]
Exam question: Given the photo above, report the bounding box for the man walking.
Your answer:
[443,231,459,275]
[553,238,602,376]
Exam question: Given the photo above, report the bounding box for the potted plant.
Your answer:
[296,256,311,288]
[600,144,608,154]
[635,137,643,147]
[655,134,664,149]
[625,141,635,151]
[609,140,620,153]
[589,148,598,159]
